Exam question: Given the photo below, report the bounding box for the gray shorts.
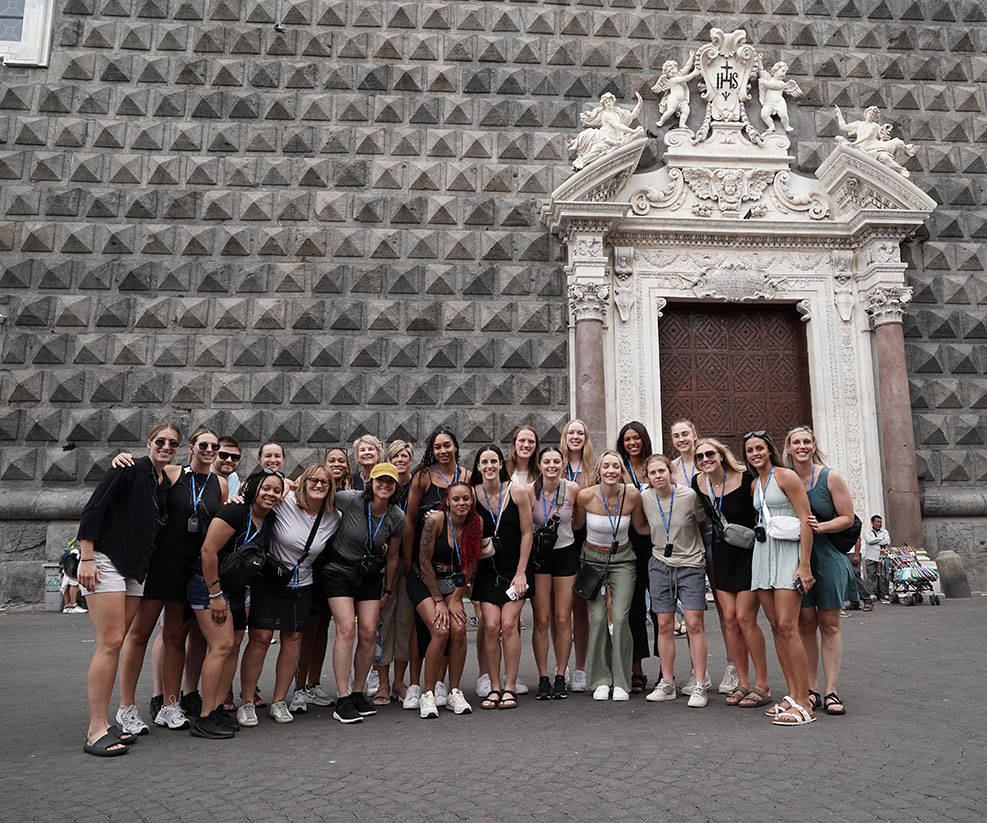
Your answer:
[648,556,707,613]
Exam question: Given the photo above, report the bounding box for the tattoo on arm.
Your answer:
[420,515,441,598]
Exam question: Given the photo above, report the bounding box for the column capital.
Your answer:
[568,282,609,323]
[864,285,912,327]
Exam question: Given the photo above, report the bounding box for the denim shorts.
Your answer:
[186,574,247,631]
[648,557,707,613]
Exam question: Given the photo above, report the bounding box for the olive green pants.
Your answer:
[581,545,636,694]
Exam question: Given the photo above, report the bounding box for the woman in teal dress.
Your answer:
[785,426,856,716]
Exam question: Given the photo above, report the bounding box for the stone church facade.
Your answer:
[1,0,985,600]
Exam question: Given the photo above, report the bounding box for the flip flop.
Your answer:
[83,732,129,757]
[481,689,502,710]
[106,724,138,745]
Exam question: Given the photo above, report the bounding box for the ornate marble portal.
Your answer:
[541,29,936,541]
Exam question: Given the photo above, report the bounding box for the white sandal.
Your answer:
[771,695,816,726]
[764,697,792,717]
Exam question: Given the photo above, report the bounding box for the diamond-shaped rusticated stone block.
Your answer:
[131,372,171,404]
[221,409,265,443]
[211,372,249,404]
[265,410,307,444]
[48,369,87,404]
[63,409,104,442]
[108,335,146,367]
[0,408,22,441]
[1,448,40,481]
[192,334,229,368]
[22,409,62,441]
[230,334,268,367]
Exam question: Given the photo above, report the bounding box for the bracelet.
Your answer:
[383,588,392,594]
[208,591,225,600]
[432,596,443,603]
[81,558,95,563]
[207,579,220,588]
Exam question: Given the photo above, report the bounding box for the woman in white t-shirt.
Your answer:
[237,463,339,726]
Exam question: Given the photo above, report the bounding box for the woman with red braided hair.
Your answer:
[405,481,483,719]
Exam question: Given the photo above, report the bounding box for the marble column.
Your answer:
[866,287,922,546]
[569,282,609,450]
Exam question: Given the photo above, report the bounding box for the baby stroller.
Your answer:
[882,546,940,606]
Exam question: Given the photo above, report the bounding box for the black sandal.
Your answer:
[823,692,846,715]
[481,690,502,710]
[808,689,822,711]
[498,690,518,709]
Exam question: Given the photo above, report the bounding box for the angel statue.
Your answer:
[566,92,645,171]
[652,52,701,130]
[757,59,802,132]
[834,105,916,177]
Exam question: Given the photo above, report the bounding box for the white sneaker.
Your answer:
[475,674,491,698]
[419,690,439,719]
[646,679,676,702]
[154,701,189,729]
[306,683,334,707]
[612,686,630,702]
[688,682,708,708]
[269,700,293,723]
[402,684,422,710]
[592,685,610,701]
[434,680,448,707]
[565,666,571,686]
[680,669,712,696]
[67,604,88,613]
[365,668,380,698]
[718,664,739,695]
[446,688,472,715]
[571,670,587,692]
[237,703,258,727]
[514,678,529,695]
[289,688,308,713]
[115,704,149,736]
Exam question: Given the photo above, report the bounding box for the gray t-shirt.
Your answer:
[327,490,405,569]
[641,484,707,568]
[269,491,340,587]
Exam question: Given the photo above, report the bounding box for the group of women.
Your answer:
[77,416,856,755]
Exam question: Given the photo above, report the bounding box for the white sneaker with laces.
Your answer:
[688,682,709,708]
[592,685,610,701]
[289,688,308,713]
[446,688,472,715]
[365,669,380,698]
[612,686,630,701]
[419,690,439,719]
[646,679,676,702]
[269,700,293,723]
[718,664,739,695]
[475,674,491,698]
[680,669,712,695]
[305,683,335,707]
[571,670,588,692]
[402,684,422,710]
[434,680,448,707]
[115,704,149,736]
[154,701,189,730]
[237,703,258,727]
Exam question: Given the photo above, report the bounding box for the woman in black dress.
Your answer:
[470,444,533,710]
[114,427,228,733]
[692,437,772,707]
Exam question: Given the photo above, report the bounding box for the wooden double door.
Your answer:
[658,303,812,458]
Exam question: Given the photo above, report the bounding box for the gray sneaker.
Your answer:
[115,704,149,736]
[154,701,189,730]
[236,703,258,727]
[646,679,677,702]
[680,669,712,696]
[688,682,709,708]
[718,664,739,695]
[268,700,293,724]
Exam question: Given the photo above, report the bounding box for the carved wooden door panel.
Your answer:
[658,303,812,457]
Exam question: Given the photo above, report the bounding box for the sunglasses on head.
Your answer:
[196,441,220,452]
[217,451,241,462]
[742,430,767,440]
[262,468,285,478]
[153,438,180,449]
[696,450,719,460]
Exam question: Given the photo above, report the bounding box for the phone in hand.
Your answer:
[793,577,806,594]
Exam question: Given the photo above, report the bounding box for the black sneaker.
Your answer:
[551,674,568,700]
[149,694,164,720]
[332,696,363,724]
[189,714,234,740]
[536,676,552,700]
[209,708,239,733]
[350,692,377,717]
[180,690,203,718]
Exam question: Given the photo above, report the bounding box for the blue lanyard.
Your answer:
[654,488,675,539]
[242,515,260,547]
[541,485,560,524]
[807,466,816,494]
[679,457,696,487]
[566,462,581,482]
[626,462,641,490]
[482,483,503,531]
[449,517,461,569]
[188,468,206,510]
[600,486,622,541]
[707,475,726,515]
[757,467,775,523]
[354,473,366,491]
[435,465,459,487]
[367,503,385,548]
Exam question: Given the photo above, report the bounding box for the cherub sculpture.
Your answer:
[834,105,916,177]
[652,53,701,130]
[757,59,802,132]
[566,92,645,171]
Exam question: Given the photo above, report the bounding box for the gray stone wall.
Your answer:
[1,0,986,602]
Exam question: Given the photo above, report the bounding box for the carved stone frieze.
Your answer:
[771,171,830,220]
[628,169,686,215]
[568,283,609,323]
[833,273,855,323]
[682,167,774,218]
[834,176,900,212]
[571,237,605,260]
[636,249,826,277]
[864,285,912,326]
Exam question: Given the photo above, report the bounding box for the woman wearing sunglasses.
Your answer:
[320,463,404,724]
[743,430,816,726]
[693,438,771,708]
[77,422,178,756]
[111,427,229,736]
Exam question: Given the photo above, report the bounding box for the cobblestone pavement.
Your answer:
[3,598,984,823]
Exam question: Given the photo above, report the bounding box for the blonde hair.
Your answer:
[783,426,828,468]
[593,450,625,484]
[645,453,674,473]
[561,418,596,488]
[695,437,747,474]
[353,434,384,463]
[148,422,182,443]
[294,463,335,512]
[386,440,414,462]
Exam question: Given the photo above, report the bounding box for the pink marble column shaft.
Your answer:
[574,317,608,451]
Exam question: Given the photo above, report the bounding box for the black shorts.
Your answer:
[247,575,313,633]
[533,541,580,578]
[322,563,384,602]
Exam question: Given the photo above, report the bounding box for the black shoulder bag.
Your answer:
[262,506,325,588]
[573,489,625,601]
[218,512,270,592]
